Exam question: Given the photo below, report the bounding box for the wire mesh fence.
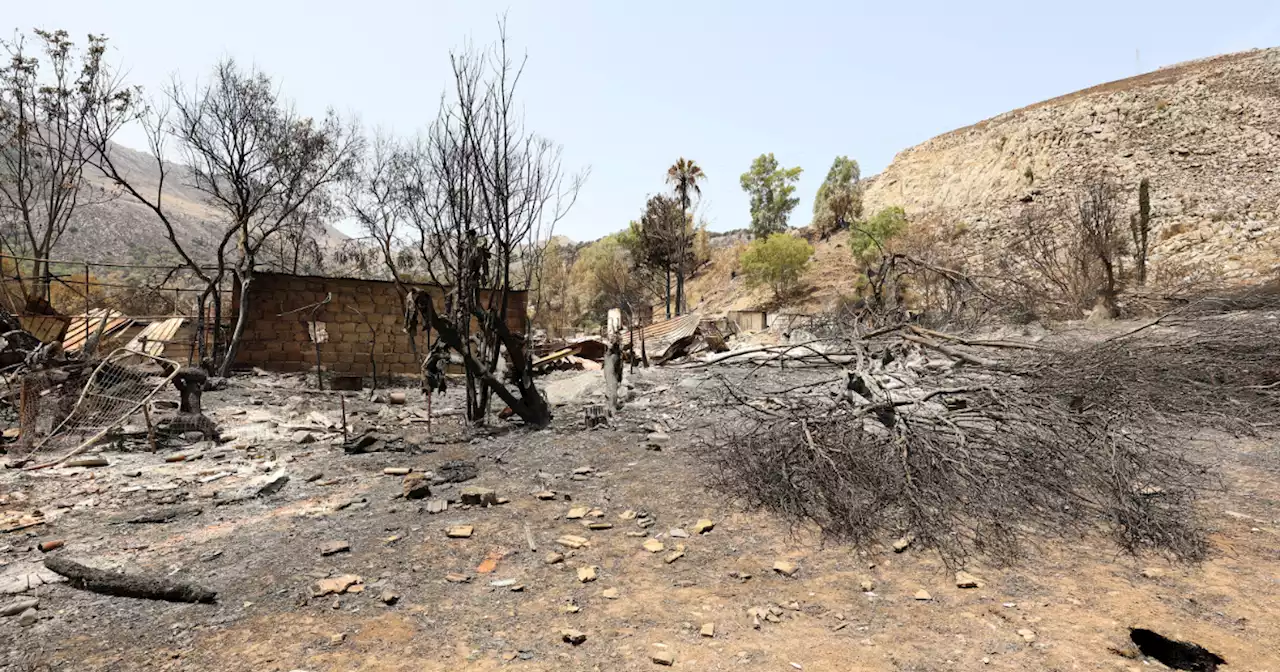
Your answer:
[22,348,178,466]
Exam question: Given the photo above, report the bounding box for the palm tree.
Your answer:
[665,158,705,315]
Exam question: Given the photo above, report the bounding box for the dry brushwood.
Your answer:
[700,310,1280,566]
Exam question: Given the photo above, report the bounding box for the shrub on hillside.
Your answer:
[739,233,814,301]
[851,206,908,264]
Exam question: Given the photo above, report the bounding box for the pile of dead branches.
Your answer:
[702,310,1280,566]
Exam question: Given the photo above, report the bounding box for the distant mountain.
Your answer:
[863,47,1280,281]
[54,141,346,267]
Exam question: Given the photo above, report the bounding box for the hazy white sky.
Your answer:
[7,1,1280,241]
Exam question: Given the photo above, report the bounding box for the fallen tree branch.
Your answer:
[44,556,217,603]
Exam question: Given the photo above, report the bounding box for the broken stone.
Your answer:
[256,471,290,497]
[773,561,799,577]
[445,573,471,583]
[1017,628,1036,642]
[460,486,498,507]
[1,598,39,617]
[293,431,317,444]
[643,539,665,553]
[556,535,589,549]
[425,499,448,514]
[572,466,594,475]
[859,579,875,592]
[329,633,345,646]
[651,650,675,666]
[700,623,715,638]
[566,506,589,520]
[913,589,932,601]
[576,566,598,583]
[319,540,350,556]
[66,456,109,468]
[892,536,912,553]
[534,491,557,500]
[490,579,517,588]
[315,574,362,596]
[618,509,637,520]
[446,525,473,539]
[587,508,605,518]
[383,467,411,476]
[1139,567,1166,579]
[402,473,432,499]
[562,603,581,614]
[955,571,981,588]
[636,516,655,528]
[17,608,37,627]
[561,629,587,646]
[664,550,685,564]
[692,519,715,534]
[646,432,670,447]
[544,552,565,565]
[669,528,689,539]
[602,588,619,599]
[380,591,400,605]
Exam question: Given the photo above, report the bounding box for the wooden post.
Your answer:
[142,404,158,453]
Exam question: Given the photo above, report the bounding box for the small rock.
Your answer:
[490,579,517,588]
[955,571,981,589]
[1017,628,1036,643]
[329,633,345,645]
[37,540,64,553]
[619,509,637,520]
[892,536,912,553]
[315,574,362,596]
[18,608,38,626]
[651,650,675,666]
[700,623,715,638]
[577,566,598,583]
[557,535,589,549]
[425,499,448,514]
[460,486,498,507]
[66,456,109,467]
[602,588,619,599]
[534,491,556,500]
[643,539,665,553]
[1,598,39,617]
[664,550,685,564]
[859,579,875,592]
[566,506,589,520]
[256,471,290,497]
[319,540,350,556]
[383,467,411,476]
[293,431,317,444]
[446,525,473,539]
[562,603,581,614]
[913,589,932,601]
[1139,567,1165,579]
[669,528,689,539]
[380,591,400,605]
[692,519,715,534]
[572,466,594,475]
[445,573,471,583]
[403,473,432,499]
[561,629,587,646]
[585,522,613,531]
[773,561,799,577]
[646,432,670,447]
[544,552,565,565]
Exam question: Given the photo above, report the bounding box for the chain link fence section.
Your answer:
[25,348,179,467]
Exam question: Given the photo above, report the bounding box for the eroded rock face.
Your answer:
[863,48,1280,281]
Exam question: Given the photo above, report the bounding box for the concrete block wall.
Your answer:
[234,272,527,376]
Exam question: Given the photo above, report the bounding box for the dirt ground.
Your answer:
[0,361,1277,671]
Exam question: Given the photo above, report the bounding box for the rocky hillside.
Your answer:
[863,47,1280,281]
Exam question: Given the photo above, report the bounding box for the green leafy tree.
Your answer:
[851,206,908,264]
[571,233,650,326]
[739,232,814,300]
[811,156,862,238]
[740,153,803,239]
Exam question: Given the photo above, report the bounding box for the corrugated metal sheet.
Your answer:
[63,309,132,353]
[624,311,701,359]
[124,317,186,357]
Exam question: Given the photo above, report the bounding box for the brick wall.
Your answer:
[234,272,527,376]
